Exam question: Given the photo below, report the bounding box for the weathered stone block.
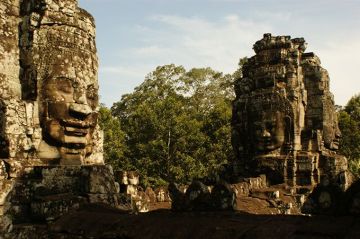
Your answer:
[30,195,86,222]
[0,0,123,235]
[85,166,118,194]
[232,182,250,197]
[184,181,211,210]
[154,187,171,202]
[211,182,236,210]
[87,193,119,206]
[1,165,120,228]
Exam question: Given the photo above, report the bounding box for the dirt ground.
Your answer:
[46,203,360,239]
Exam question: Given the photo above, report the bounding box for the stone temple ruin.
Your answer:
[232,34,354,211]
[1,0,360,236]
[0,0,120,235]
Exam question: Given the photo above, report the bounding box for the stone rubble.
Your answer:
[116,170,150,213]
[169,180,236,211]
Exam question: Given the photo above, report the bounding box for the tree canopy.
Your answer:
[98,58,360,184]
[98,105,130,170]
[107,64,235,187]
[338,94,360,177]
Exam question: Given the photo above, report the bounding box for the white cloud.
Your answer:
[99,14,272,105]
[204,0,246,1]
[79,0,360,106]
[253,11,292,22]
[98,65,154,105]
[132,45,172,58]
[97,12,360,107]
[100,66,146,78]
[128,14,360,106]
[315,37,360,105]
[133,14,271,73]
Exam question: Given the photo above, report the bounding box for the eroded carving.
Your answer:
[37,52,99,164]
[0,1,119,233]
[232,34,349,188]
[1,0,103,164]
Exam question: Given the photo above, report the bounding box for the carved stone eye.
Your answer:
[266,122,274,131]
[56,78,73,94]
[86,85,98,100]
[43,77,74,101]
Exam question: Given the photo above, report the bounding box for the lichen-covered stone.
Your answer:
[342,179,360,215]
[0,0,103,165]
[154,186,171,202]
[168,182,188,211]
[0,1,121,235]
[169,180,237,211]
[232,34,349,190]
[1,165,120,224]
[211,181,236,210]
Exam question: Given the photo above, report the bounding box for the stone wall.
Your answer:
[0,165,120,234]
[0,0,26,159]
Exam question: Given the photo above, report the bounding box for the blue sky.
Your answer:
[78,0,360,107]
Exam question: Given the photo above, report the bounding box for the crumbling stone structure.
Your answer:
[11,0,102,165]
[0,0,119,234]
[169,181,236,211]
[116,171,151,213]
[232,34,349,189]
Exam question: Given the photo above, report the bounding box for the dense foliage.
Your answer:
[99,59,360,184]
[338,94,360,177]
[104,64,235,187]
[98,105,130,170]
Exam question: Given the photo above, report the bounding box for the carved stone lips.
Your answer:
[61,119,94,128]
[332,139,340,148]
[62,148,83,155]
[59,120,93,144]
[257,138,277,151]
[65,126,88,136]
[333,139,340,144]
[259,138,272,145]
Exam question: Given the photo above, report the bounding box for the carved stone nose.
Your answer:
[335,129,342,138]
[69,103,92,116]
[75,92,87,104]
[262,129,271,137]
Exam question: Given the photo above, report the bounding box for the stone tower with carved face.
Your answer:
[0,1,120,232]
[232,34,348,188]
[0,0,103,168]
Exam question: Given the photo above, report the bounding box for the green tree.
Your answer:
[111,64,234,187]
[338,94,360,177]
[232,57,248,80]
[98,105,130,171]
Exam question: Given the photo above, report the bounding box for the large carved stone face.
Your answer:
[17,1,103,164]
[252,110,285,152]
[323,120,341,150]
[40,72,98,163]
[323,100,341,150]
[28,5,102,163]
[37,30,99,163]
